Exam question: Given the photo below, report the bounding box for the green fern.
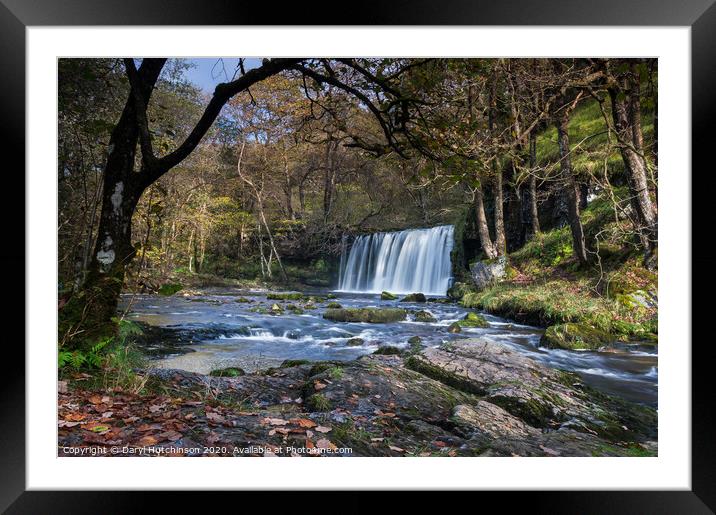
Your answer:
[58,351,73,368]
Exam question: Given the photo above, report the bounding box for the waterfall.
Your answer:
[337,225,455,296]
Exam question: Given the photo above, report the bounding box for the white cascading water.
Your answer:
[337,225,455,296]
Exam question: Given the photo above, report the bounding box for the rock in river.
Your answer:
[323,307,407,323]
[400,292,427,303]
[381,291,398,300]
[540,323,612,350]
[413,310,437,323]
[458,312,489,328]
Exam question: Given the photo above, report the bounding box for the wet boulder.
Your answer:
[373,346,402,355]
[267,292,304,301]
[413,310,437,323]
[381,291,398,300]
[405,340,656,441]
[540,323,612,350]
[447,322,462,333]
[285,304,305,314]
[324,308,407,323]
[458,312,489,328]
[400,293,427,303]
[346,337,365,346]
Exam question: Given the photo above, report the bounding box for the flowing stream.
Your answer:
[337,225,455,296]
[122,289,658,407]
[122,224,656,407]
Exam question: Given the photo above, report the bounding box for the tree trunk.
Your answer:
[556,110,589,265]
[488,73,507,256]
[492,167,507,256]
[527,131,541,238]
[608,80,658,268]
[63,176,143,347]
[323,140,337,222]
[187,228,195,273]
[58,60,165,348]
[475,179,498,260]
[579,182,589,210]
[283,155,294,220]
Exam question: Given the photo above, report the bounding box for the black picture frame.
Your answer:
[3,0,713,511]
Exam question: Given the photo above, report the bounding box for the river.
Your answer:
[120,288,657,407]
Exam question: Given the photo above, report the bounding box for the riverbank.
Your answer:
[58,338,657,457]
[125,258,335,298]
[452,194,658,348]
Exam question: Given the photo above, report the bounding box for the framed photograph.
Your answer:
[4,0,713,509]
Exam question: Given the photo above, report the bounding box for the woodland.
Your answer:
[57,58,658,457]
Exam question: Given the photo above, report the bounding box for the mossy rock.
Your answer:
[400,292,427,303]
[326,302,343,309]
[611,319,658,343]
[407,336,423,354]
[323,308,407,323]
[235,297,252,303]
[285,304,305,314]
[158,283,183,296]
[413,310,437,323]
[270,303,284,314]
[266,292,304,301]
[615,290,656,313]
[326,293,337,299]
[373,346,402,355]
[305,393,332,412]
[447,322,462,334]
[505,265,519,281]
[540,323,612,350]
[381,291,398,300]
[458,312,489,328]
[308,362,341,376]
[209,367,245,377]
[346,337,364,346]
[280,359,311,368]
[447,282,475,300]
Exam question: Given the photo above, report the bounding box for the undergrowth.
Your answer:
[59,317,149,393]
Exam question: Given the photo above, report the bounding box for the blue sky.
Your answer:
[182,58,262,93]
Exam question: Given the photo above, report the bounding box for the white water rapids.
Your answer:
[336,225,455,296]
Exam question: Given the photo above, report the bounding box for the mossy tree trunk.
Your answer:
[555,105,589,266]
[526,132,541,238]
[607,64,658,269]
[59,59,165,349]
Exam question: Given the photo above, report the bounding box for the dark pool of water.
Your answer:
[120,288,657,406]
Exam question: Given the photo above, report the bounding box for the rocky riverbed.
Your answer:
[122,289,658,406]
[58,338,656,457]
